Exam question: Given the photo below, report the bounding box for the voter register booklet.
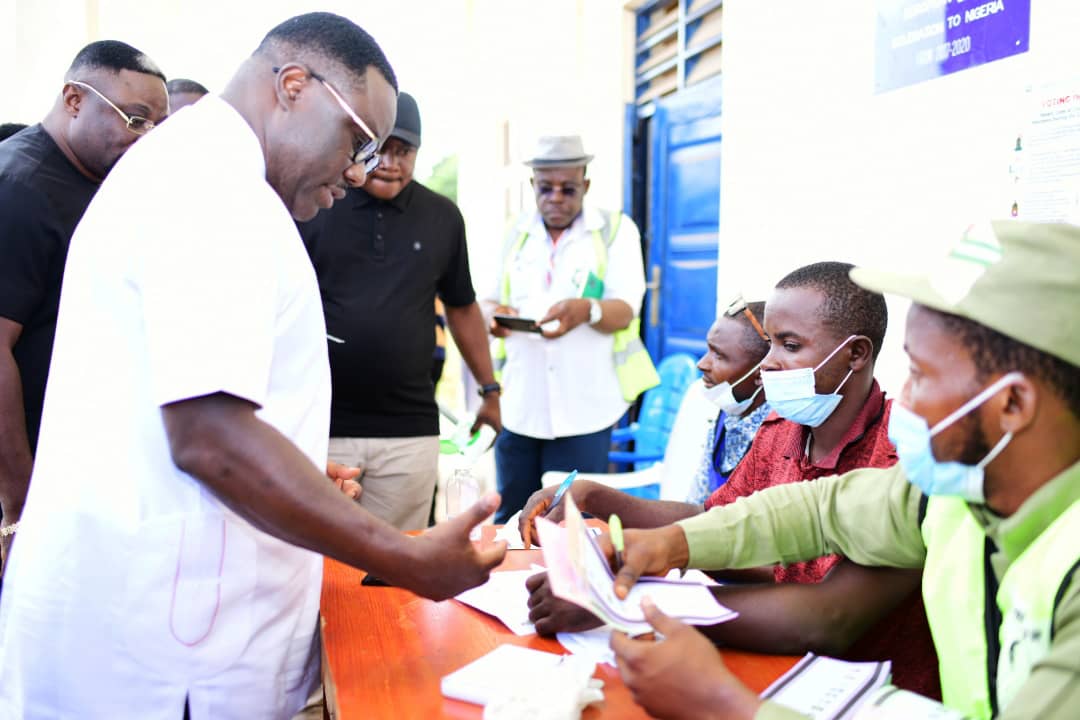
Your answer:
[760,653,892,720]
[535,494,737,635]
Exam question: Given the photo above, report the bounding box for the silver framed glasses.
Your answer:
[724,293,770,342]
[272,66,381,175]
[69,80,156,136]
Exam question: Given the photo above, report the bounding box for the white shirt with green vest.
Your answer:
[484,206,645,439]
[673,461,1080,720]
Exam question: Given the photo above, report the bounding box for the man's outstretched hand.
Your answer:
[400,492,507,601]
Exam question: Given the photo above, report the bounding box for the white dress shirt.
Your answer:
[0,96,331,719]
[484,206,646,439]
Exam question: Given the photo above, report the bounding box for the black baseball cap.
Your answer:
[389,91,421,148]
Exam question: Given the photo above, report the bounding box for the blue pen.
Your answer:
[545,470,578,516]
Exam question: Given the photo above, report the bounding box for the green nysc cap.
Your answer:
[850,220,1080,367]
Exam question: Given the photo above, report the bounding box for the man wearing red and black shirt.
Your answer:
[521,261,939,699]
[707,380,895,584]
[705,383,936,695]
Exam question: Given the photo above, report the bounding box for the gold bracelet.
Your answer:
[0,522,20,538]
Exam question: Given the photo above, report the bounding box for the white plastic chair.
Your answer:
[541,378,717,502]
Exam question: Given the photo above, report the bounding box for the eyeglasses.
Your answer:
[69,80,156,135]
[535,182,583,198]
[724,294,770,342]
[272,66,381,175]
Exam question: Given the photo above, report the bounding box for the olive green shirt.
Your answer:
[677,461,1080,720]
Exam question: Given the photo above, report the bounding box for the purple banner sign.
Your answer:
[875,0,1030,93]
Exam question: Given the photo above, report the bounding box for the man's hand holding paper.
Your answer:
[535,494,734,635]
[612,524,692,600]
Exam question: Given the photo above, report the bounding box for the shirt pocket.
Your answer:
[120,513,256,678]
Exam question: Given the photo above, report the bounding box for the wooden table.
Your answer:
[320,530,799,719]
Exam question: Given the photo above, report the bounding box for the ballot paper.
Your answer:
[556,627,616,666]
[494,511,528,549]
[535,494,737,635]
[453,566,544,636]
[441,644,579,705]
[760,653,892,720]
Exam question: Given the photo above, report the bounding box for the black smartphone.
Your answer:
[493,314,542,333]
[361,573,392,587]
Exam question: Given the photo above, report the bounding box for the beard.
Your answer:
[954,410,993,466]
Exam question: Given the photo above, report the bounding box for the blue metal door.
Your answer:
[643,75,722,361]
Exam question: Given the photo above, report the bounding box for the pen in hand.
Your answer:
[609,513,625,572]
[544,469,578,517]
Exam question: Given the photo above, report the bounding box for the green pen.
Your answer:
[609,514,625,571]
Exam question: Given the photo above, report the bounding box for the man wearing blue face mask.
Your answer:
[609,220,1080,720]
[520,265,938,697]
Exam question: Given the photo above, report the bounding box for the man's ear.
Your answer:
[848,335,874,373]
[274,64,312,110]
[582,177,591,195]
[998,374,1038,436]
[61,82,83,117]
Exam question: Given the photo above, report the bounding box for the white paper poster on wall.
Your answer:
[1009,81,1080,223]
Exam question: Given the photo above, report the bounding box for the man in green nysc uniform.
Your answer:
[607,220,1080,720]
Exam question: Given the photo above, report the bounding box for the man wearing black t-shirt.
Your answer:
[0,41,168,573]
[299,92,500,531]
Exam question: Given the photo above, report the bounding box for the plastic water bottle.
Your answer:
[446,467,481,522]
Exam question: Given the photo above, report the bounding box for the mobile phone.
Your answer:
[361,573,392,587]
[493,314,542,333]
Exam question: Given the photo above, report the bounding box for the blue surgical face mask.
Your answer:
[887,372,1022,503]
[760,335,856,427]
[702,362,763,416]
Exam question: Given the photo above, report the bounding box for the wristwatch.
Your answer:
[588,299,602,325]
[478,382,501,397]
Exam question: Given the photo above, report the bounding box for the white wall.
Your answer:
[719,0,1080,392]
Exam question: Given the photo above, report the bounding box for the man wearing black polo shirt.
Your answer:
[299,92,500,531]
[0,40,168,575]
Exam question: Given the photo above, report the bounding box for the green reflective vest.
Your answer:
[920,494,1080,718]
[493,210,659,402]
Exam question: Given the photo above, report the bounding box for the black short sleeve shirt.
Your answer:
[0,125,100,452]
[298,181,476,437]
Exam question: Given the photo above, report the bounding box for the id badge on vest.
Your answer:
[574,269,604,300]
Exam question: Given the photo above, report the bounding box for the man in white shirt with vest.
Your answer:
[0,13,506,720]
[483,135,647,523]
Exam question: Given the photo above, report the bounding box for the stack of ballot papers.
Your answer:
[760,653,892,719]
[535,494,737,635]
[441,644,602,714]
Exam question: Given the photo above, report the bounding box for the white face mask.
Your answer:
[759,335,857,428]
[702,362,763,416]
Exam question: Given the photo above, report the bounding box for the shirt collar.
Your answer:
[351,180,415,212]
[801,379,887,470]
[203,96,266,179]
[972,459,1080,566]
[723,402,771,435]
[516,204,603,237]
